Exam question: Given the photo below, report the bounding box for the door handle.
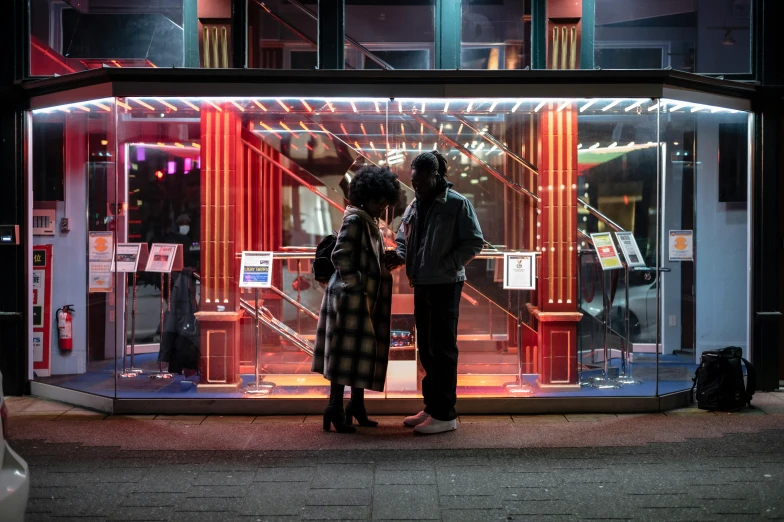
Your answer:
[756,311,783,317]
[658,267,672,273]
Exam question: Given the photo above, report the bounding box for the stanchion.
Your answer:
[119,273,143,377]
[504,290,533,395]
[246,290,275,395]
[150,273,173,379]
[617,265,643,386]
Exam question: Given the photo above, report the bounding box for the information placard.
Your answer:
[502,252,536,290]
[591,232,623,271]
[32,245,52,376]
[615,232,646,268]
[89,261,114,293]
[668,230,694,262]
[145,243,179,273]
[239,251,274,288]
[89,231,114,262]
[116,243,143,273]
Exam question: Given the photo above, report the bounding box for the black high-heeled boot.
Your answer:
[323,382,356,433]
[345,387,378,427]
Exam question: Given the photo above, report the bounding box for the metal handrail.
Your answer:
[268,285,319,321]
[253,1,317,49]
[233,249,540,260]
[452,115,539,177]
[240,297,315,356]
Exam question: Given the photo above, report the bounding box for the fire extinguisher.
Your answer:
[56,305,74,351]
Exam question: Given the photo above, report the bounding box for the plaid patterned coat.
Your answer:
[312,207,393,391]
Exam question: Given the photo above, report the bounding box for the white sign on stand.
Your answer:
[145,243,180,273]
[502,252,536,290]
[615,232,646,268]
[116,243,143,273]
[239,252,274,289]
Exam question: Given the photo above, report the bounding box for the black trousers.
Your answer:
[414,282,463,421]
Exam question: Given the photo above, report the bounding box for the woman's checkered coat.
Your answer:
[312,208,393,392]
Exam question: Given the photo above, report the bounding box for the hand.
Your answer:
[384,251,404,270]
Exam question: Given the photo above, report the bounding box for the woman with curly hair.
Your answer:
[312,166,401,433]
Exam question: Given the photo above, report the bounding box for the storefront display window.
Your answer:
[27,81,752,408]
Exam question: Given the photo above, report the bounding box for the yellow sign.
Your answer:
[591,233,623,271]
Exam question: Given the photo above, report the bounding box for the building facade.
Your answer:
[1,0,782,414]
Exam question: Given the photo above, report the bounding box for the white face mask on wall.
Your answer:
[179,225,190,235]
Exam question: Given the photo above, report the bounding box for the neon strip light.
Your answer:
[180,99,200,111]
[534,101,547,112]
[601,99,622,112]
[133,99,155,110]
[231,100,245,112]
[277,99,290,112]
[624,100,645,112]
[444,102,449,113]
[253,100,268,111]
[259,122,282,139]
[204,100,222,111]
[580,99,597,112]
[511,101,522,112]
[350,101,358,113]
[116,100,132,110]
[280,122,297,135]
[159,99,178,111]
[301,99,313,112]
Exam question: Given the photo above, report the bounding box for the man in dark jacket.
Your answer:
[386,151,484,434]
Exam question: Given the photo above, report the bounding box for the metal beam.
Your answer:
[231,0,248,68]
[581,0,595,69]
[318,0,344,69]
[435,0,461,70]
[531,0,547,70]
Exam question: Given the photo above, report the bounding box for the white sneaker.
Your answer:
[413,417,457,435]
[403,411,431,427]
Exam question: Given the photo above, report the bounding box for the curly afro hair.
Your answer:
[348,166,401,208]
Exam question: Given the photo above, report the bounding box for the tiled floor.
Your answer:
[8,391,784,521]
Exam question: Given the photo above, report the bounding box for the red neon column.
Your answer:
[196,104,244,392]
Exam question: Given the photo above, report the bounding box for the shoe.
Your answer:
[345,401,378,427]
[322,407,357,433]
[403,410,431,427]
[413,417,457,435]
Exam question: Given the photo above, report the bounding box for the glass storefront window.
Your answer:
[461,0,531,70]
[593,0,752,74]
[27,88,751,404]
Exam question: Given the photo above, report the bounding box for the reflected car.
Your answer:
[0,371,30,522]
[580,280,657,343]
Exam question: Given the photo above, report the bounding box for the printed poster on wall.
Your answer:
[32,245,52,376]
[89,231,114,293]
[502,252,536,290]
[590,232,623,271]
[145,244,178,273]
[615,232,646,268]
[668,230,694,262]
[239,251,274,289]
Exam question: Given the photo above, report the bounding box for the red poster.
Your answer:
[32,245,52,376]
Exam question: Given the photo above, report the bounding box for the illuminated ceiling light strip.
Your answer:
[627,142,635,147]
[534,101,547,112]
[669,103,688,112]
[624,99,645,112]
[589,143,600,150]
[374,101,380,113]
[466,101,474,113]
[77,105,91,112]
[301,99,313,112]
[350,101,358,113]
[276,99,290,112]
[608,142,618,149]
[158,99,178,111]
[648,101,662,112]
[327,101,335,112]
[299,121,318,139]
[511,101,522,112]
[180,99,200,111]
[354,141,362,152]
[230,100,245,112]
[204,99,222,111]
[360,123,368,137]
[280,122,297,135]
[456,124,463,137]
[175,142,185,148]
[253,100,268,111]
[557,100,571,112]
[577,143,582,149]
[133,99,155,110]
[116,100,132,110]
[601,99,622,112]
[580,99,597,112]
[369,142,377,153]
[489,101,498,112]
[340,124,349,136]
[92,101,112,111]
[711,107,726,113]
[444,101,450,113]
[259,122,282,139]
[380,124,386,136]
[690,105,705,112]
[192,143,200,148]
[421,102,426,113]
[398,101,403,113]
[400,123,406,137]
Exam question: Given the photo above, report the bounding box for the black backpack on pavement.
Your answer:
[691,346,756,411]
[312,233,337,284]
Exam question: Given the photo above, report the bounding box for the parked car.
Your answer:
[0,370,29,522]
[580,277,657,343]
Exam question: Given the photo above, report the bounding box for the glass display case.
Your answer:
[24,71,753,412]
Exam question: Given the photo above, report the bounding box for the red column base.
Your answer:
[533,310,583,390]
[194,311,244,392]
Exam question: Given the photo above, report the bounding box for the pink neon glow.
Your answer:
[184,158,192,172]
[136,146,145,162]
[196,158,201,169]
[167,161,176,175]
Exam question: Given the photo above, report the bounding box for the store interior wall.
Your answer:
[33,118,88,376]
[696,0,751,74]
[694,115,749,360]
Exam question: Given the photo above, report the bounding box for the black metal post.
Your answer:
[0,0,29,396]
[435,0,461,70]
[531,0,547,69]
[318,0,344,70]
[581,0,595,69]
[231,0,248,68]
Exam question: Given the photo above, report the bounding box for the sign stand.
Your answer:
[614,232,647,386]
[118,244,147,378]
[500,252,536,395]
[239,251,276,396]
[145,244,183,380]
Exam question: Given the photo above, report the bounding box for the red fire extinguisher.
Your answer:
[56,305,74,351]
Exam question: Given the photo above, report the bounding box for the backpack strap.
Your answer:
[741,358,757,404]
[690,366,700,398]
